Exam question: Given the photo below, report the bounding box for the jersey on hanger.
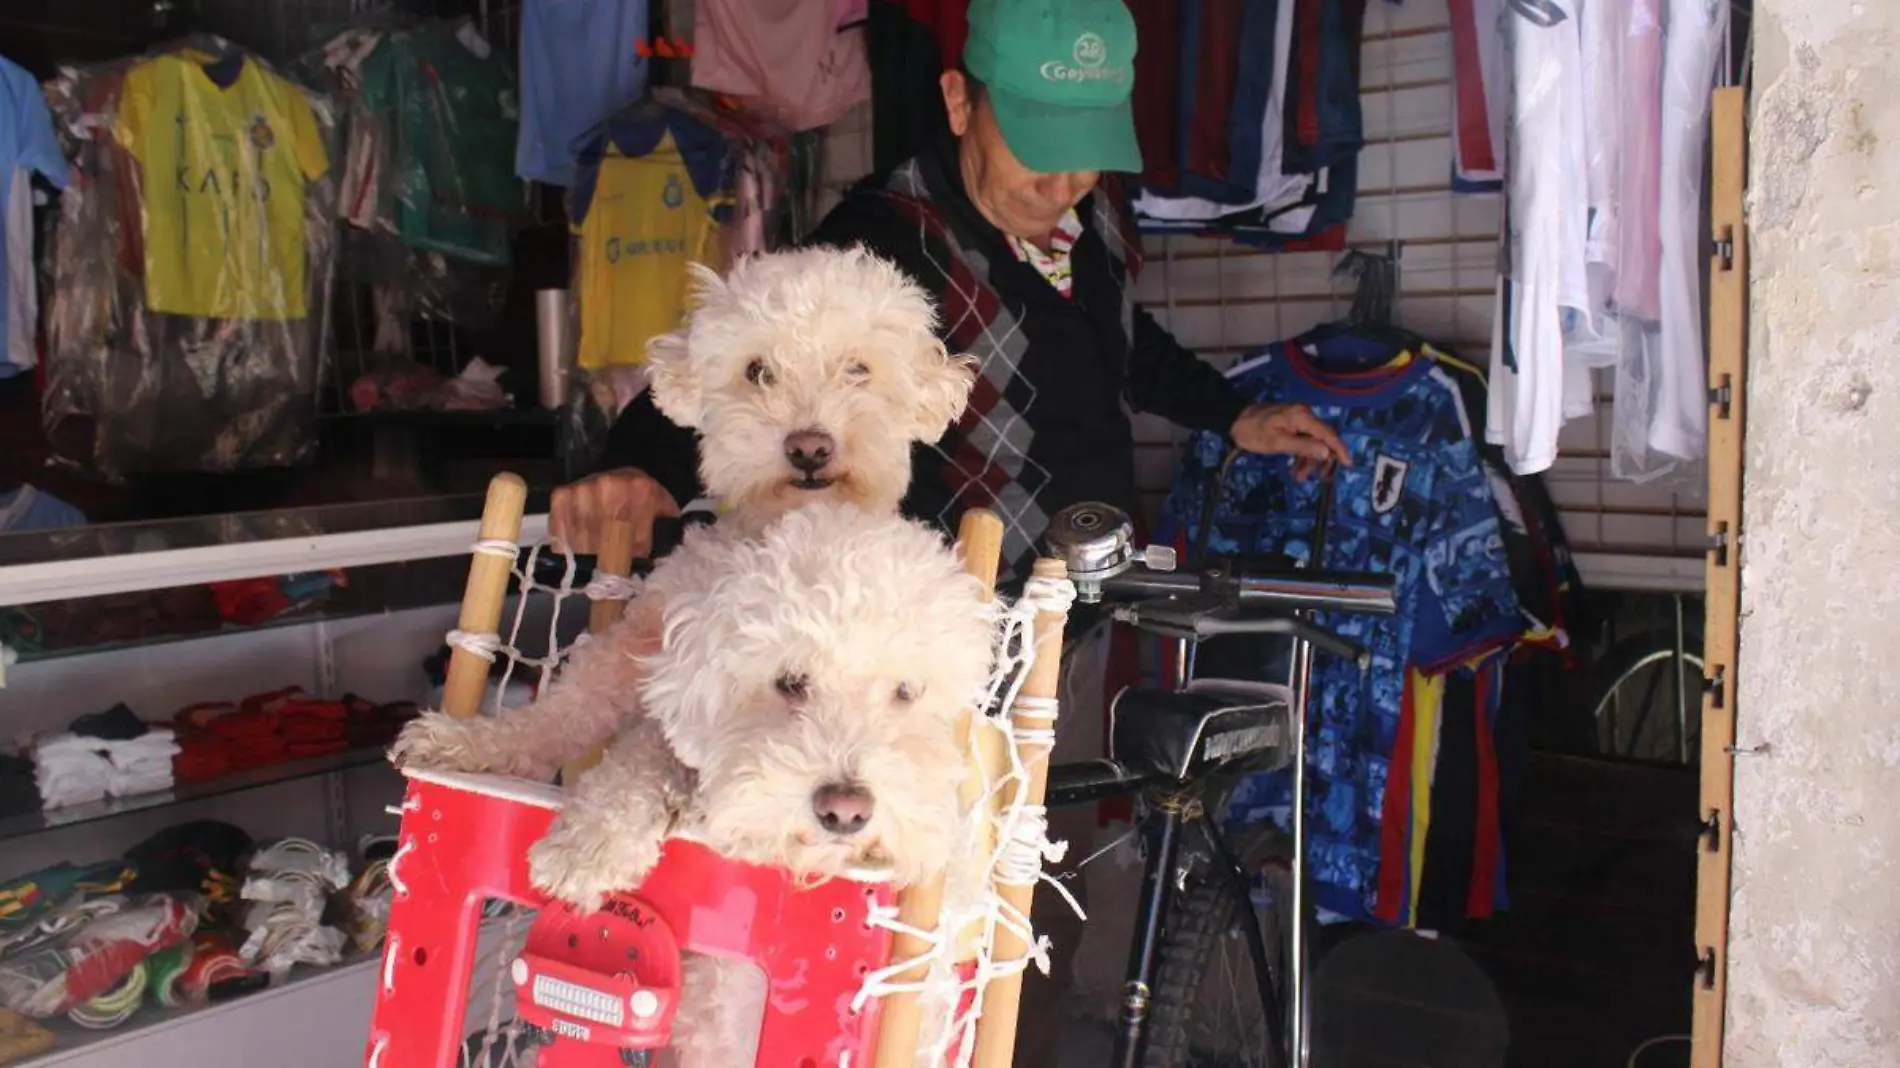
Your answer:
[572,126,728,371]
[1160,344,1524,924]
[115,53,328,321]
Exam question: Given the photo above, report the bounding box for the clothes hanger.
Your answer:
[1295,246,1428,370]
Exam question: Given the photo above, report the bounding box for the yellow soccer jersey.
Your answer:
[116,53,328,321]
[576,134,726,370]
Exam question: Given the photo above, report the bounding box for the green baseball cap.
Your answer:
[962,0,1143,175]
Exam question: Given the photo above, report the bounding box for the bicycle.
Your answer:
[1041,497,1397,1068]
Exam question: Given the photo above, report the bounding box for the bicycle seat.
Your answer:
[1108,681,1294,783]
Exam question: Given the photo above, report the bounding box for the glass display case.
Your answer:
[0,491,558,1068]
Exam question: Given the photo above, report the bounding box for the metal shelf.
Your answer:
[0,746,394,844]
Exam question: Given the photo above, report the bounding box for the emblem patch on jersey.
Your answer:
[248,117,274,150]
[1371,454,1409,515]
[661,174,683,209]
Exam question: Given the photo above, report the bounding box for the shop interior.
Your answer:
[0,1,1749,1066]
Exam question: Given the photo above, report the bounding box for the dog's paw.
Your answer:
[388,711,496,774]
[527,817,664,911]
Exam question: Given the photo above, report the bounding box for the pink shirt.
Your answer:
[690,0,871,132]
[1614,0,1664,320]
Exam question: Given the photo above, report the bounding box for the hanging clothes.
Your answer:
[1488,0,1594,476]
[1130,0,1368,252]
[1645,0,1728,465]
[1160,343,1526,924]
[690,0,872,132]
[114,51,329,321]
[1490,0,1727,481]
[516,0,651,187]
[1,54,68,380]
[324,20,522,267]
[569,102,733,372]
[40,41,338,480]
[1446,0,1505,191]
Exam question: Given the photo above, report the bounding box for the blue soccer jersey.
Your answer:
[1158,343,1524,922]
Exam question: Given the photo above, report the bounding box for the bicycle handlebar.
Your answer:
[1045,501,1395,665]
[1098,560,1397,616]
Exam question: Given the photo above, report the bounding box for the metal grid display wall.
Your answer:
[822,0,1707,594]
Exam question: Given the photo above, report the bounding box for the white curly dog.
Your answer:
[391,245,977,783]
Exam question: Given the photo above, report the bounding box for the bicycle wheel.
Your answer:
[1589,627,1706,765]
[1142,821,1294,1068]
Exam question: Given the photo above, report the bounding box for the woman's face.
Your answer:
[941,71,1100,242]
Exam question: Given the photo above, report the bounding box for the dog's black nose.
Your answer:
[784,430,835,475]
[812,783,874,836]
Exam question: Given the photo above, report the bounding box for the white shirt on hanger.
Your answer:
[1649,0,1727,462]
[1488,0,1594,476]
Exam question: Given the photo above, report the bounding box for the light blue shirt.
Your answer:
[515,0,650,186]
[1,54,67,367]
[0,485,86,533]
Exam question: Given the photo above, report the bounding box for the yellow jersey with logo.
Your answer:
[115,54,329,321]
[575,133,726,370]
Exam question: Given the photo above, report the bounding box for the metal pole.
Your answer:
[1288,467,1337,1068]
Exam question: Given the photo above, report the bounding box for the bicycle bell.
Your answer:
[1046,502,1175,602]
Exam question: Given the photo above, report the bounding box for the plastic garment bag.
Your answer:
[40,38,339,481]
[304,17,522,328]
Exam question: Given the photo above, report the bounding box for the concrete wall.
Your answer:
[1729,2,1900,1065]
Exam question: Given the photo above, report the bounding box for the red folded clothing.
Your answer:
[174,702,237,732]
[173,739,233,783]
[205,710,279,740]
[280,699,347,722]
[239,687,305,717]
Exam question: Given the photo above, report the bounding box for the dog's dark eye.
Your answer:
[895,682,919,703]
[745,359,775,387]
[845,361,871,383]
[775,673,809,700]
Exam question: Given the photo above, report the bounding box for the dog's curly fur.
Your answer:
[390,248,992,1064]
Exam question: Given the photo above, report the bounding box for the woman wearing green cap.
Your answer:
[556,2,1349,1055]
[559,0,1348,568]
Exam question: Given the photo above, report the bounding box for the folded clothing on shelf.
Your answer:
[31,723,180,811]
[28,704,184,810]
[169,687,414,784]
[31,736,112,809]
[103,731,180,798]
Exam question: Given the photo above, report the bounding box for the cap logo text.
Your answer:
[1039,33,1126,83]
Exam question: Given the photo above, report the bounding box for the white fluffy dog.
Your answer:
[390,245,977,782]
[528,502,995,904]
[528,503,995,1068]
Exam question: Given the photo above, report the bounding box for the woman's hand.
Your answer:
[1230,403,1353,480]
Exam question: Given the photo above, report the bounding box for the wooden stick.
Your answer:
[565,518,642,783]
[970,557,1070,1068]
[440,473,528,721]
[1691,85,1748,1068]
[873,509,1005,1068]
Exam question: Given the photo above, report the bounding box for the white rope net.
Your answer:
[436,533,1078,1068]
